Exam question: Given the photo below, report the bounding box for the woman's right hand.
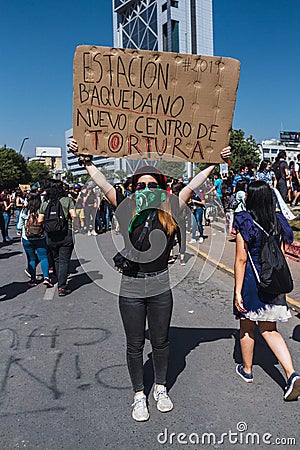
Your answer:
[235,292,247,313]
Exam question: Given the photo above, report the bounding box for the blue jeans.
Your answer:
[191,208,204,239]
[22,238,49,281]
[3,212,11,238]
[105,205,110,230]
[15,209,21,231]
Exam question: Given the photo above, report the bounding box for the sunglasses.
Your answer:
[135,181,159,190]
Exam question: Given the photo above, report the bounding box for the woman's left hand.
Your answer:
[68,138,79,154]
[235,292,247,313]
[221,146,231,161]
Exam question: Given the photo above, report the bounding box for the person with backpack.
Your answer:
[17,192,53,287]
[233,180,300,401]
[39,180,76,296]
[232,164,251,193]
[188,189,205,244]
[289,161,300,207]
[234,180,247,213]
[273,151,289,201]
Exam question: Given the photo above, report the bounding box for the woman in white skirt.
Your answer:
[233,180,300,401]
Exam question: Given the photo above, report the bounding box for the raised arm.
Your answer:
[68,139,117,208]
[179,146,231,205]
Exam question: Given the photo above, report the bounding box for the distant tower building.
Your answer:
[112,0,213,55]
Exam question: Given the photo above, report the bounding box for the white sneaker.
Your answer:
[153,385,173,412]
[91,230,97,236]
[189,238,196,244]
[131,392,149,421]
[199,237,204,243]
[87,230,91,236]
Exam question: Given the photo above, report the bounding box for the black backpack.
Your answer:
[226,194,239,210]
[248,220,293,295]
[272,161,282,180]
[44,199,68,235]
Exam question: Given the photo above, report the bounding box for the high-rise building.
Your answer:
[113,0,213,55]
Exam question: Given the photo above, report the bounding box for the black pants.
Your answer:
[85,206,96,230]
[177,217,187,255]
[47,230,74,288]
[119,282,173,392]
[277,179,288,202]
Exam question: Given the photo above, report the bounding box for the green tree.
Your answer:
[157,161,186,180]
[101,166,114,180]
[64,170,80,184]
[80,174,90,185]
[115,169,127,181]
[0,146,31,189]
[229,129,260,173]
[27,161,50,185]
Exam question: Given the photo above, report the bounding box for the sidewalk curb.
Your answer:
[187,242,300,314]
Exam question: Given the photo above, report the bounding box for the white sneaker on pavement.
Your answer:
[189,238,196,244]
[153,385,173,412]
[131,392,149,421]
[199,237,204,243]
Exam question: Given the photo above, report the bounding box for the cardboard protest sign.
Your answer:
[73,46,240,163]
[19,184,30,192]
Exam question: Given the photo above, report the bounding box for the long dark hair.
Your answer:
[25,193,41,214]
[44,179,65,201]
[258,161,268,172]
[275,150,286,162]
[246,181,279,235]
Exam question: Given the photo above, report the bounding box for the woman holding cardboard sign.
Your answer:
[69,138,230,421]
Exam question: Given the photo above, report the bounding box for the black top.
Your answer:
[279,160,288,180]
[115,190,178,273]
[85,191,96,207]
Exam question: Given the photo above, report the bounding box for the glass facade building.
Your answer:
[113,0,213,55]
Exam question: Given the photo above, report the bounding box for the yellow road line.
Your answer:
[187,242,300,311]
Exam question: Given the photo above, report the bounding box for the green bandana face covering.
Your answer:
[135,186,166,214]
[128,186,167,233]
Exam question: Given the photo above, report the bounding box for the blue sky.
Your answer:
[1,0,299,158]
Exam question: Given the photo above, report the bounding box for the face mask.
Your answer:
[135,186,167,214]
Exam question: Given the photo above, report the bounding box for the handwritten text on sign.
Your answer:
[73,46,240,162]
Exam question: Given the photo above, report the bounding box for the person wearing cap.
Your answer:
[68,138,230,421]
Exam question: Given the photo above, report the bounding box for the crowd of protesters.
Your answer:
[1,154,299,246]
[1,151,299,295]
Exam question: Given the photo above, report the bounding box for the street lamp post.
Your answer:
[19,137,29,154]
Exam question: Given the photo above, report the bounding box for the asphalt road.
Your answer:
[0,228,299,450]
